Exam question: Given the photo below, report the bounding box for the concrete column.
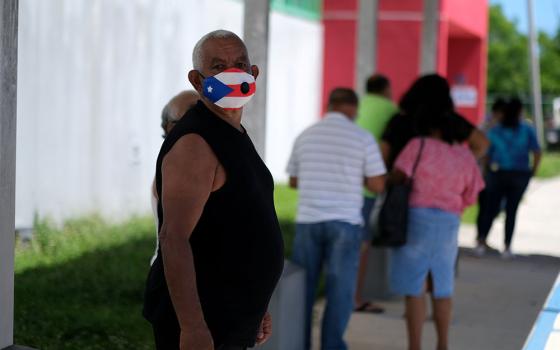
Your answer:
[242,0,270,158]
[260,261,305,350]
[527,0,545,147]
[355,0,379,95]
[0,1,18,348]
[419,0,439,74]
[354,0,395,301]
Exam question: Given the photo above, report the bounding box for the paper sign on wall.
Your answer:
[451,85,478,108]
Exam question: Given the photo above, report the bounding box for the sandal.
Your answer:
[354,302,385,314]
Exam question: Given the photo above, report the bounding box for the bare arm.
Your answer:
[289,176,298,189]
[387,169,407,186]
[468,129,490,159]
[380,141,391,166]
[160,134,217,350]
[364,175,386,193]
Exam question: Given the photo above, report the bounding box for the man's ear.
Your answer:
[251,65,259,80]
[188,70,203,93]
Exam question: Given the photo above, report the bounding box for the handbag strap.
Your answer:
[410,138,425,180]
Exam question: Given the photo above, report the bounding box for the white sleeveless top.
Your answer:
[150,181,159,265]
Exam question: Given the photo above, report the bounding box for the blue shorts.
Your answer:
[390,207,460,299]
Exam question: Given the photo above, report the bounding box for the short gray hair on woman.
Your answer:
[192,30,245,71]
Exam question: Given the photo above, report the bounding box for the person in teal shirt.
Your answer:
[477,97,541,258]
[354,74,397,313]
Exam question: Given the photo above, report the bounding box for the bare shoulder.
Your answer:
[164,134,218,168]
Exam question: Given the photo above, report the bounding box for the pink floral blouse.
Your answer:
[394,137,485,214]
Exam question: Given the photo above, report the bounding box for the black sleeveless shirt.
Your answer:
[143,101,284,347]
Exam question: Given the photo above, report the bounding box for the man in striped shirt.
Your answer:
[287,87,386,350]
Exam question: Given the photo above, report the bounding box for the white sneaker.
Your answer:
[474,244,486,257]
[501,249,514,260]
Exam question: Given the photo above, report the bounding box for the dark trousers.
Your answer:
[477,170,531,248]
[476,188,489,242]
[152,318,247,350]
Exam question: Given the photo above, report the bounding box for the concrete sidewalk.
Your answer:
[311,178,560,350]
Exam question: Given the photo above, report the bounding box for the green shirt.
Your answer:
[356,94,397,198]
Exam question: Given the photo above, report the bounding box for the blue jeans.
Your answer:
[292,221,362,350]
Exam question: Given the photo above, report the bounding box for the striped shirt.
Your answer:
[286,112,386,225]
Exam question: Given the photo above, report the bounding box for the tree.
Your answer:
[539,28,560,96]
[487,4,529,95]
[488,4,560,100]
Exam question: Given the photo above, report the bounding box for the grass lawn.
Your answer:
[14,216,158,350]
[537,152,560,178]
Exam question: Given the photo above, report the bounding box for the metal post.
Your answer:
[355,0,379,95]
[243,0,270,158]
[0,1,18,348]
[527,0,545,147]
[420,0,439,74]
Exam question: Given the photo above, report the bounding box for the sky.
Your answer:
[490,0,560,35]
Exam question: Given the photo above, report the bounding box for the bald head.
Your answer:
[192,30,248,71]
[161,90,199,136]
[327,87,359,120]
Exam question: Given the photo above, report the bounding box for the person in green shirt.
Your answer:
[354,74,397,313]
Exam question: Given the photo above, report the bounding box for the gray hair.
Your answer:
[192,30,245,70]
[161,90,199,136]
[161,104,173,127]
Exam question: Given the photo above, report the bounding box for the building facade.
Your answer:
[323,0,488,124]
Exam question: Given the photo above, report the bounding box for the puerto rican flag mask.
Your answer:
[201,68,256,109]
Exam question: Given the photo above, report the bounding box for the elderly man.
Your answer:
[143,30,284,350]
[287,88,386,350]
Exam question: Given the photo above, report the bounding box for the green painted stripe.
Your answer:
[229,0,322,21]
[271,1,321,21]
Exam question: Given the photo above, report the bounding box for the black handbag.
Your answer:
[370,138,425,247]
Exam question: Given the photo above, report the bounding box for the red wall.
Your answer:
[377,1,424,102]
[443,0,488,124]
[322,0,358,110]
[442,0,488,38]
[447,38,486,124]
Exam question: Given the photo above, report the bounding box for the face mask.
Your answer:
[200,68,256,110]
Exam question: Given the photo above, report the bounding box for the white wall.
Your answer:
[15,0,322,227]
[266,12,323,181]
